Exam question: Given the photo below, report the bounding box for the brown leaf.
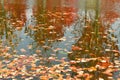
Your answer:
[72,45,82,51]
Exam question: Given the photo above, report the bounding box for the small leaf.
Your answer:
[20,49,26,53]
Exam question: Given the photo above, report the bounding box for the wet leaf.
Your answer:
[48,25,55,30]
[40,76,48,80]
[20,49,26,53]
[28,45,32,49]
[53,48,61,52]
[99,78,104,80]
[58,37,66,41]
[48,57,55,61]
[70,60,76,65]
[103,68,113,76]
[72,45,82,51]
[105,49,111,52]
[36,50,41,53]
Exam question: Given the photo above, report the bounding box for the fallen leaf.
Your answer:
[20,49,26,53]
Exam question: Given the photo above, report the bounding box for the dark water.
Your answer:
[0,0,120,79]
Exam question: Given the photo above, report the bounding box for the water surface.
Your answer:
[0,0,120,79]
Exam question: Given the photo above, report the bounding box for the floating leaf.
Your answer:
[103,68,113,76]
[72,45,82,51]
[48,25,55,30]
[48,57,55,61]
[105,49,111,52]
[70,60,76,65]
[58,37,66,41]
[36,50,41,53]
[28,45,32,49]
[20,49,26,53]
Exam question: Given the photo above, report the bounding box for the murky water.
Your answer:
[0,0,120,79]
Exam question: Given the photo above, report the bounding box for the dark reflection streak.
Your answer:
[0,2,6,39]
[85,0,87,26]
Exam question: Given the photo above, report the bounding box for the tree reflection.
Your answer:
[32,0,78,45]
[101,0,120,24]
[0,2,6,36]
[0,1,27,54]
[4,0,26,28]
[68,0,119,60]
[68,1,120,79]
[1,0,79,57]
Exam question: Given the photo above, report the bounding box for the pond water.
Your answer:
[0,0,120,80]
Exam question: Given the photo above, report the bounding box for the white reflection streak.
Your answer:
[26,0,35,26]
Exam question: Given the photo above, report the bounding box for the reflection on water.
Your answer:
[0,0,79,58]
[0,0,120,79]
